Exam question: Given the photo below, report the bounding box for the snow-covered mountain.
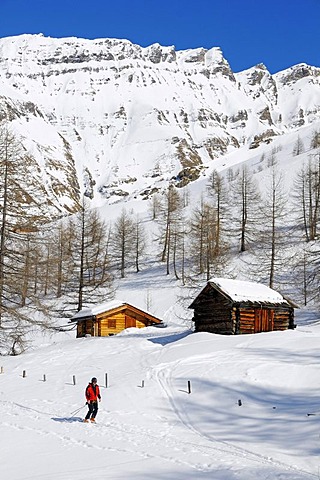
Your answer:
[0,34,319,216]
[1,35,320,479]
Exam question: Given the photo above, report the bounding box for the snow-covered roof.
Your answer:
[71,300,127,320]
[71,300,162,322]
[208,278,289,305]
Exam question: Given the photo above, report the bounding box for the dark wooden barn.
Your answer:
[71,300,162,337]
[189,278,296,335]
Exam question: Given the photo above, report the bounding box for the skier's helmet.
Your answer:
[91,377,97,383]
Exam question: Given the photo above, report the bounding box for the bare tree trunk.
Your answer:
[159,186,182,267]
[111,209,136,279]
[269,187,276,289]
[0,148,9,326]
[77,205,85,311]
[166,225,170,275]
[173,227,179,280]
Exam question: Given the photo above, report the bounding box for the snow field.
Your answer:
[0,318,319,479]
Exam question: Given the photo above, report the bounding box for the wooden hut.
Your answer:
[189,278,296,335]
[71,300,162,338]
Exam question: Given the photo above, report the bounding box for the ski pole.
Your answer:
[70,404,87,416]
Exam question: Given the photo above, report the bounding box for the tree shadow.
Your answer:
[242,346,320,365]
[130,468,308,480]
[163,376,320,458]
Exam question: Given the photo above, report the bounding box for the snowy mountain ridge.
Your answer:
[1,35,320,479]
[0,34,320,215]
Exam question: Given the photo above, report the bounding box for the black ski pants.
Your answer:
[85,401,98,420]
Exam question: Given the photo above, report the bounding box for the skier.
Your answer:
[84,377,101,423]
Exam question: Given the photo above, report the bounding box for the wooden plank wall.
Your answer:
[98,311,147,336]
[77,320,94,337]
[193,310,233,334]
[238,307,255,334]
[193,291,234,334]
[273,309,292,330]
[99,312,125,336]
[237,307,291,334]
[193,298,293,335]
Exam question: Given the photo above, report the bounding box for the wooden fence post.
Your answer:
[73,375,76,386]
[105,373,108,388]
[43,374,46,382]
[22,370,26,378]
[0,366,3,374]
[187,380,191,394]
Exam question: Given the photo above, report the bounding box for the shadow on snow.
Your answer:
[51,416,83,423]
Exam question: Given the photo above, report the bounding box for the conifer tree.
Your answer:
[255,167,289,289]
[74,201,112,310]
[111,208,136,278]
[206,170,229,254]
[310,130,320,150]
[189,199,228,280]
[51,200,113,312]
[293,154,320,242]
[157,185,183,275]
[231,167,261,252]
[134,215,147,273]
[292,135,305,156]
[0,125,53,353]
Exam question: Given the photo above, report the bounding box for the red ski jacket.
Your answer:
[85,383,101,402]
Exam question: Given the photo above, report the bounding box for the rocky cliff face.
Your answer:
[0,34,319,213]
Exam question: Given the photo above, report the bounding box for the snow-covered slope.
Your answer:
[1,316,319,479]
[1,34,320,480]
[0,34,319,212]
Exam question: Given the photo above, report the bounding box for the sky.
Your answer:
[0,0,319,73]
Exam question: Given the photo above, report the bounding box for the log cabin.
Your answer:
[71,300,162,337]
[189,278,296,335]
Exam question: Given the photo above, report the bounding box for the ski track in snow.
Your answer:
[1,325,320,479]
[152,356,318,479]
[3,400,230,476]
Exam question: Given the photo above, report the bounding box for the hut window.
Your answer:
[108,319,116,329]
